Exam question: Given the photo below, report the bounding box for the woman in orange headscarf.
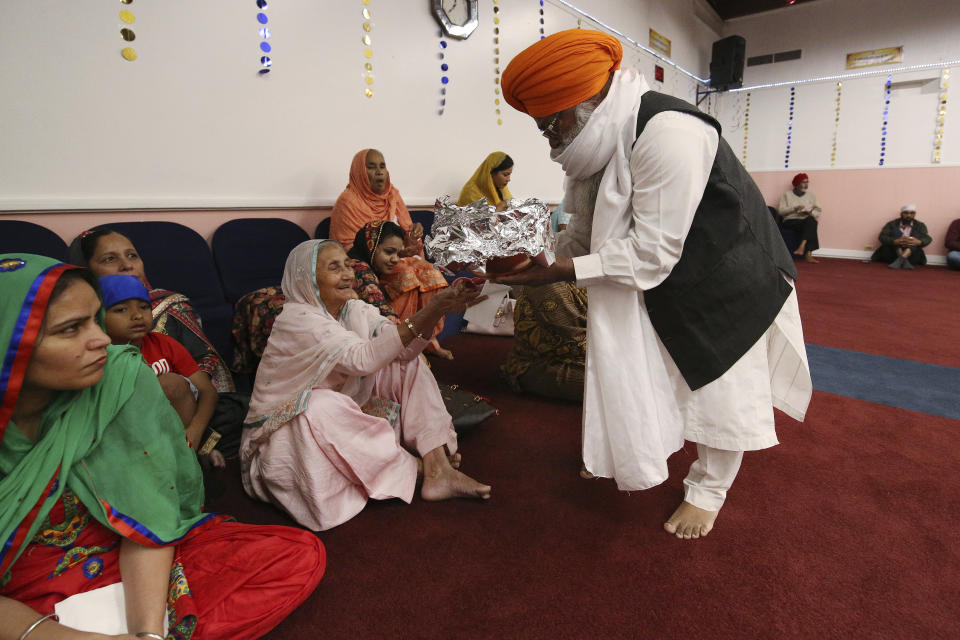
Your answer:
[330,149,453,358]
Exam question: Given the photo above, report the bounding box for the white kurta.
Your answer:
[557,82,812,491]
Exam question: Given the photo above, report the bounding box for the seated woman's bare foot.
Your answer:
[579,464,596,479]
[420,447,490,501]
[663,500,719,540]
[425,339,455,360]
[427,346,454,360]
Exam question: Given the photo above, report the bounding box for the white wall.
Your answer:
[0,0,719,211]
[713,0,960,171]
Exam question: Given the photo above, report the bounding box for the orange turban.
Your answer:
[502,30,622,118]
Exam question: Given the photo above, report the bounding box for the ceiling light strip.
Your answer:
[730,60,960,92]
[548,0,709,84]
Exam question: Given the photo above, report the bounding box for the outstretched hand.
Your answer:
[488,257,576,287]
[430,281,488,314]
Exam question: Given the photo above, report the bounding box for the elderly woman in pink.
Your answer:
[240,240,491,531]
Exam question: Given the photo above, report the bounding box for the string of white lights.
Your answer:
[729,60,960,92]
[544,1,958,96]
[547,0,709,84]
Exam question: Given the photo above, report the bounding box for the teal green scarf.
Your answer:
[0,254,222,582]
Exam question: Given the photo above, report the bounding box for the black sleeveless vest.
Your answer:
[635,91,797,390]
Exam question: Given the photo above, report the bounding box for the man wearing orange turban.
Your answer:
[496,30,811,540]
[777,172,822,262]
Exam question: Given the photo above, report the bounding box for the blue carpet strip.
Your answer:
[806,344,960,420]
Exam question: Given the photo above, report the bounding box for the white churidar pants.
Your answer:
[682,444,744,511]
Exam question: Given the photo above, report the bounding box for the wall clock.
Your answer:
[431,0,479,40]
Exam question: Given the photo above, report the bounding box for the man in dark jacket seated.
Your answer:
[871,204,932,269]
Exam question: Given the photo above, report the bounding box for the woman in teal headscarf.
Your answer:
[0,254,324,640]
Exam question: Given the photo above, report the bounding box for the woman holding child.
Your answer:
[0,254,324,640]
[240,240,491,532]
[69,230,234,393]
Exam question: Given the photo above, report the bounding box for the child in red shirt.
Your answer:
[99,274,221,465]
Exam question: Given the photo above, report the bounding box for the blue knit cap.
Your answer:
[99,274,151,308]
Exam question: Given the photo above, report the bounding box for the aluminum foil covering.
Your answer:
[425,196,552,272]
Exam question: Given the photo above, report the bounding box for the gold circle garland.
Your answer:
[831,81,841,167]
[933,68,949,164]
[119,2,136,61]
[493,0,502,125]
[362,1,374,97]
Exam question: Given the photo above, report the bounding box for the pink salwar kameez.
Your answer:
[240,240,457,531]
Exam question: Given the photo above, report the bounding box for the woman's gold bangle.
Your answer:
[403,317,426,340]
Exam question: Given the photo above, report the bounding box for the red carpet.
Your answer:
[208,261,960,639]
[793,259,960,367]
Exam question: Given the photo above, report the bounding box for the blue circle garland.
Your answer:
[879,75,891,166]
[539,1,545,39]
[438,31,448,115]
[257,2,271,74]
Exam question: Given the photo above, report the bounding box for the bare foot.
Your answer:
[426,345,455,360]
[579,464,596,479]
[420,448,490,501]
[804,253,819,263]
[449,451,462,469]
[663,500,719,540]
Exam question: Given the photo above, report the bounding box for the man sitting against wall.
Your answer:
[777,173,821,263]
[871,204,932,269]
[945,217,960,271]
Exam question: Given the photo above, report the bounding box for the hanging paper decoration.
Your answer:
[879,75,891,166]
[933,68,949,163]
[360,0,374,97]
[493,0,502,125]
[742,92,751,165]
[538,0,545,39]
[784,87,795,169]
[119,0,137,61]
[438,31,448,115]
[256,0,271,74]
[830,81,841,167]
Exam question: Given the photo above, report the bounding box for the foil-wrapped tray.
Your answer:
[425,196,552,273]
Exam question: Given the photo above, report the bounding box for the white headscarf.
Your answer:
[242,240,388,450]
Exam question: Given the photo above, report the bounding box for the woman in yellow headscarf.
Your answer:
[458,152,514,210]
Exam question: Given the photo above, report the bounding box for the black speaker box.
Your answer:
[710,35,746,90]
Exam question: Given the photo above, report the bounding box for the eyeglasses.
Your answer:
[538,112,561,136]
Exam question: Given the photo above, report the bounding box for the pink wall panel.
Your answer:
[751,167,960,258]
[4,167,960,259]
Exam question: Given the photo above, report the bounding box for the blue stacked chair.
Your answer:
[212,218,309,305]
[0,220,69,261]
[314,217,331,240]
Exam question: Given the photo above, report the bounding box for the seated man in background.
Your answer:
[945,217,960,271]
[871,204,932,269]
[100,274,222,466]
[777,172,821,263]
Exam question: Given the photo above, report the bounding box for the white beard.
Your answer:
[549,97,603,162]
[565,170,604,217]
